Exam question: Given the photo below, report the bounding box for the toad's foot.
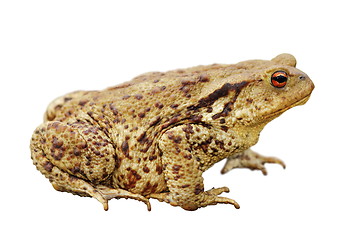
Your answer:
[52,180,151,211]
[221,149,286,175]
[149,187,240,210]
[52,181,151,211]
[96,186,151,211]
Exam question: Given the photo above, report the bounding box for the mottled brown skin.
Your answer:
[30,54,314,211]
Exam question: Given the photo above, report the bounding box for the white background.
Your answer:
[1,0,359,239]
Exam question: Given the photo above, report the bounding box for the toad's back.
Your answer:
[41,63,238,195]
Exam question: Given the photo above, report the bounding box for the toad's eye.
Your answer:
[271,71,288,88]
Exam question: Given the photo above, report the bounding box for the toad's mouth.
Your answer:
[259,94,312,122]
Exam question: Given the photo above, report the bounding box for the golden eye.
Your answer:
[271,71,288,88]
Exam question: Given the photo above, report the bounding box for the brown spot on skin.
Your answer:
[131,170,141,180]
[132,126,138,131]
[149,116,161,127]
[181,78,196,86]
[156,165,163,175]
[138,112,146,118]
[134,94,143,100]
[180,85,190,94]
[212,101,234,119]
[109,103,119,115]
[151,86,161,94]
[211,147,218,153]
[190,115,202,123]
[65,110,73,117]
[170,104,179,109]
[188,81,249,110]
[182,124,194,134]
[154,102,164,109]
[71,166,81,174]
[182,124,194,139]
[175,147,181,153]
[43,161,54,172]
[78,142,87,149]
[183,154,192,160]
[194,184,204,195]
[161,116,181,130]
[181,184,190,188]
[152,183,158,192]
[87,111,94,118]
[140,138,153,153]
[137,132,147,143]
[166,131,182,144]
[81,125,99,135]
[143,166,150,173]
[73,148,81,156]
[142,182,159,195]
[246,98,253,103]
[195,137,213,153]
[215,140,225,150]
[220,125,229,132]
[125,169,142,189]
[173,164,182,173]
[51,151,64,161]
[52,137,63,149]
[199,74,210,82]
[78,100,88,106]
[121,140,130,158]
[149,155,157,161]
[142,181,152,194]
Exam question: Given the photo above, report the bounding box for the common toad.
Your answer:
[30,54,314,211]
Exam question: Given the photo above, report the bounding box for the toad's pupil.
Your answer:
[273,75,287,83]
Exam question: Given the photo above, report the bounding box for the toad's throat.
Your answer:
[263,94,311,121]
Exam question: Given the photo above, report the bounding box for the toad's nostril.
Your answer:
[299,75,306,80]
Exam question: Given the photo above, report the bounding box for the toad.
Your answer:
[30,53,314,211]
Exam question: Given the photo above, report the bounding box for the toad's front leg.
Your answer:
[154,124,239,211]
[221,149,286,175]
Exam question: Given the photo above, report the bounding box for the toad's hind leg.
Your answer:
[30,120,150,211]
[44,91,89,121]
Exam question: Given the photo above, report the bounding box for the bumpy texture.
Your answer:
[30,54,314,211]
